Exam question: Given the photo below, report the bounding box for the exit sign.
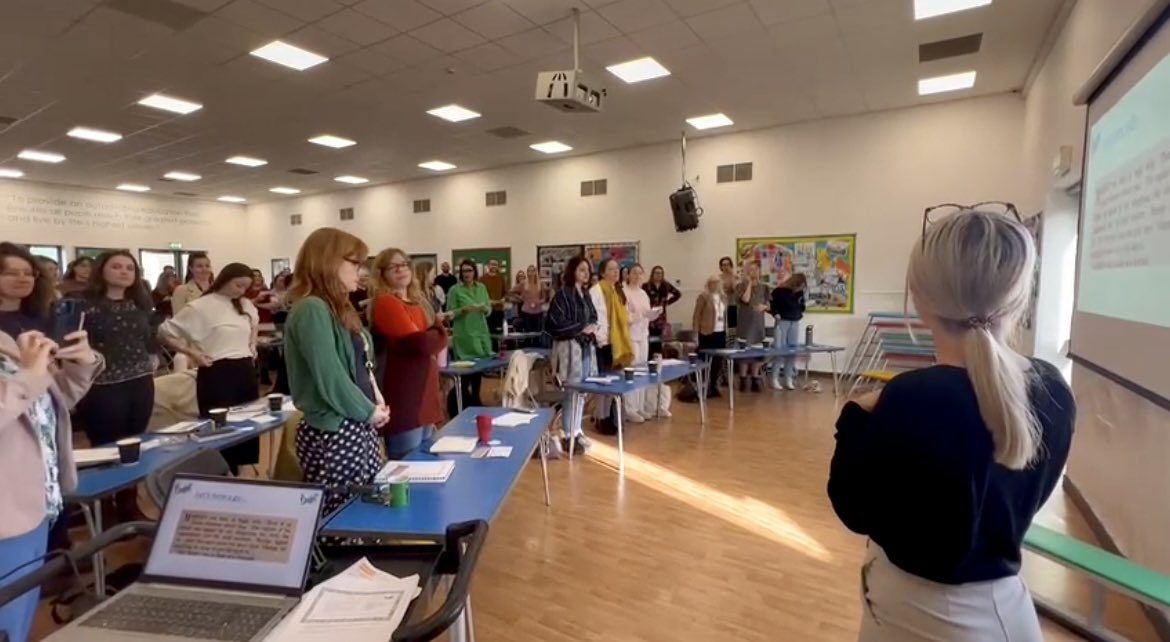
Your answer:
[168,242,182,250]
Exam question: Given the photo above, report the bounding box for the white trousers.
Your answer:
[623,337,671,416]
[858,543,1042,642]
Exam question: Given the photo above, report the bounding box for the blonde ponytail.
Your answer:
[962,327,1040,469]
[907,207,1042,470]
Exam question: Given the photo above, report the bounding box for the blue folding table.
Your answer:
[66,412,291,596]
[561,361,709,474]
[321,406,554,642]
[440,348,549,413]
[701,343,846,409]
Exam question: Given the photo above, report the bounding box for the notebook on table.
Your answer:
[47,475,325,642]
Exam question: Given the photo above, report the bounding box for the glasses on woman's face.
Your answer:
[922,201,1021,248]
[386,261,411,272]
[343,257,363,267]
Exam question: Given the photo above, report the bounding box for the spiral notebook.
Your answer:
[374,460,455,484]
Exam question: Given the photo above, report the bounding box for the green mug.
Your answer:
[388,474,410,508]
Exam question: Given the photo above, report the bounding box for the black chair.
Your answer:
[144,450,232,511]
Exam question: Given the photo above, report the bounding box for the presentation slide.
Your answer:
[1078,53,1170,329]
[145,478,322,591]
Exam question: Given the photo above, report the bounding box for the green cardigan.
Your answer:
[284,296,376,432]
[447,281,494,360]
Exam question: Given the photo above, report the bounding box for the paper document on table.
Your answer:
[266,558,420,642]
[487,446,512,458]
[492,412,536,427]
[428,435,478,453]
[226,408,266,423]
[375,460,455,483]
[74,439,163,465]
[584,375,619,384]
[659,358,687,366]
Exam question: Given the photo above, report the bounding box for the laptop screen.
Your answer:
[143,477,324,594]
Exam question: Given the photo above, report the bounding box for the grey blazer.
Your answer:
[0,331,103,539]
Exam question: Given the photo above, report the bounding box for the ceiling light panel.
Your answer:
[67,127,123,143]
[18,149,65,163]
[918,70,977,95]
[116,183,150,192]
[164,171,201,182]
[0,168,24,178]
[427,104,482,122]
[309,135,356,148]
[606,57,671,83]
[914,0,992,20]
[250,41,329,70]
[419,160,456,171]
[270,186,301,194]
[686,113,734,130]
[335,175,369,184]
[138,93,202,114]
[226,156,268,167]
[529,141,572,154]
[218,196,246,203]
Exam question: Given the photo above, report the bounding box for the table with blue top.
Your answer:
[440,348,549,413]
[67,411,291,596]
[700,343,846,409]
[321,406,553,540]
[560,360,709,474]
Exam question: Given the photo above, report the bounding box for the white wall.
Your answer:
[1019,0,1170,576]
[248,93,1027,366]
[0,180,256,268]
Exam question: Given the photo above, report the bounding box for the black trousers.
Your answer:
[197,357,260,473]
[447,374,482,417]
[595,345,618,425]
[77,375,155,446]
[697,331,726,396]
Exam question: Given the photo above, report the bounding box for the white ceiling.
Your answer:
[0,0,1065,202]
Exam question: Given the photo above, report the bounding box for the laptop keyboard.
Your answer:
[80,593,283,641]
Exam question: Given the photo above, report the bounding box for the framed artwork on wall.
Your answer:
[583,241,639,272]
[735,234,857,314]
[536,244,584,286]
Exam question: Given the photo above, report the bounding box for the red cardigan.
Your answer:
[371,294,448,435]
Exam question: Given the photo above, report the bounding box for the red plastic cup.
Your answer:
[476,414,492,443]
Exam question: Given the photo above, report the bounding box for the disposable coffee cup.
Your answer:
[687,352,699,365]
[267,393,283,412]
[388,474,410,508]
[209,408,228,427]
[623,368,635,382]
[117,437,142,465]
[648,361,660,375]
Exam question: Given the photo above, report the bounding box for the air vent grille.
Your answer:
[290,214,302,226]
[580,179,607,197]
[485,190,507,207]
[717,163,753,183]
[339,207,354,221]
[289,168,319,175]
[413,199,431,213]
[488,126,529,139]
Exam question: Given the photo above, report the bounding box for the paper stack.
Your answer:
[266,558,421,642]
[428,435,478,454]
[375,460,456,484]
[492,412,536,427]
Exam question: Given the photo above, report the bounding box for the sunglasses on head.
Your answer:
[921,201,1021,248]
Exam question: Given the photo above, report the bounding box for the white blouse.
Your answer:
[161,293,258,361]
[588,283,610,348]
[625,286,652,341]
[712,293,726,333]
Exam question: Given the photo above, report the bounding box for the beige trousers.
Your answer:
[858,543,1043,642]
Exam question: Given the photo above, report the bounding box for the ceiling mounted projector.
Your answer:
[534,9,605,114]
[535,69,605,113]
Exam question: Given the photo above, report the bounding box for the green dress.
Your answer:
[448,281,494,360]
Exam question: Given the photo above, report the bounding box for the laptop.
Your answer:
[49,475,325,642]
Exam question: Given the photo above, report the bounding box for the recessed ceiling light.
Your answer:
[914,0,992,20]
[426,104,481,122]
[164,171,201,182]
[686,113,734,130]
[308,135,356,149]
[418,160,456,172]
[250,40,329,71]
[226,155,268,167]
[918,70,977,95]
[218,195,247,203]
[18,149,65,163]
[116,183,150,192]
[0,168,24,178]
[335,175,369,184]
[606,56,671,84]
[270,186,301,195]
[138,93,202,115]
[67,126,123,143]
[529,141,572,154]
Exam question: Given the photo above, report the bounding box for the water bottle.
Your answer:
[805,324,814,346]
[502,319,510,337]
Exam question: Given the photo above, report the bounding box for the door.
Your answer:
[139,249,180,290]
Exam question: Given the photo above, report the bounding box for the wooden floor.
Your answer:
[33,379,1157,641]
